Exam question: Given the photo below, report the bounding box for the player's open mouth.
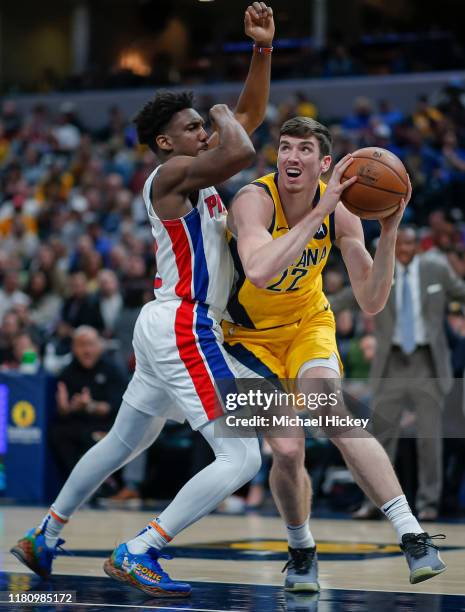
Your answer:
[285,168,302,177]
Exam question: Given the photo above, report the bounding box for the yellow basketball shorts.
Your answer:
[221,306,342,380]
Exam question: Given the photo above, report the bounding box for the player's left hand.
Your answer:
[244,2,274,47]
[379,174,412,233]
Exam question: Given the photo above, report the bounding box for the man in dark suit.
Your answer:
[356,227,465,520]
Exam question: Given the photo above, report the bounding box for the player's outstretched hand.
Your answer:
[320,154,358,213]
[379,174,412,233]
[244,2,274,47]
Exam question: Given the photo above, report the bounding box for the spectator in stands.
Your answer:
[30,244,68,297]
[443,303,465,515]
[11,332,41,370]
[81,249,104,293]
[97,269,123,337]
[376,99,404,128]
[0,270,29,322]
[355,227,465,521]
[342,96,374,135]
[1,100,21,139]
[0,196,39,260]
[324,44,356,77]
[50,326,126,479]
[27,270,62,333]
[59,272,104,341]
[335,309,355,364]
[346,334,376,379]
[120,254,152,306]
[295,92,318,119]
[50,103,82,153]
[0,311,21,368]
[412,94,445,139]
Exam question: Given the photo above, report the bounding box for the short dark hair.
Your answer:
[280,117,332,157]
[133,90,194,153]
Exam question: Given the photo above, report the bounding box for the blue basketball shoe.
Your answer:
[103,543,192,597]
[10,528,65,580]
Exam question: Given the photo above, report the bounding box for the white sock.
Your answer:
[38,507,68,548]
[287,518,315,549]
[381,495,423,542]
[127,518,172,554]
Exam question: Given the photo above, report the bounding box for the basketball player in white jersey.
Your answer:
[11,2,275,597]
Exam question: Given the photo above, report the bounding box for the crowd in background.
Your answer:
[5,32,465,94]
[1,79,465,513]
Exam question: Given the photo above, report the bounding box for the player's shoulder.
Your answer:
[232,179,274,208]
[154,156,198,196]
[228,178,275,232]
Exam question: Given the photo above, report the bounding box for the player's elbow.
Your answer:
[246,267,269,289]
[363,306,382,316]
[360,299,385,316]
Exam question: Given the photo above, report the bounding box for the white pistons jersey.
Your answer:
[143,165,234,312]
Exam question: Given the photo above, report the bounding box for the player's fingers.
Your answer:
[246,6,255,20]
[251,2,262,18]
[244,11,252,27]
[334,153,353,170]
[334,155,354,177]
[246,5,257,22]
[340,175,358,190]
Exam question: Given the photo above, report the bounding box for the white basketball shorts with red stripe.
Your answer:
[123,299,241,430]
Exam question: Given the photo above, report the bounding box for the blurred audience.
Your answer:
[50,326,126,479]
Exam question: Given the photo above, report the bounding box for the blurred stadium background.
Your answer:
[1,0,465,517]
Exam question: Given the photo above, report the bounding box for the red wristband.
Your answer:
[253,44,273,55]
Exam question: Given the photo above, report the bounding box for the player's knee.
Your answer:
[248,441,262,479]
[97,427,135,463]
[228,438,262,485]
[330,432,369,451]
[240,439,262,483]
[269,437,305,470]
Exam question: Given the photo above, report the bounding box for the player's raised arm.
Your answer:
[207,3,274,149]
[157,104,255,199]
[235,2,274,134]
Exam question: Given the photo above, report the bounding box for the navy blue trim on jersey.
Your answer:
[312,183,321,208]
[329,211,336,242]
[252,179,276,234]
[227,238,255,329]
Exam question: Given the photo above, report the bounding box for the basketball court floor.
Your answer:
[1,507,465,611]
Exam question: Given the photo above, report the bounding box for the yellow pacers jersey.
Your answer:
[227,172,334,330]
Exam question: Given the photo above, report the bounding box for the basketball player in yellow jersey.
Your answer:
[223,117,446,590]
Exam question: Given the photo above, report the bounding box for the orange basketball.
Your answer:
[341,147,408,220]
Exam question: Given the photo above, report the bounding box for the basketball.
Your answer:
[341,147,408,220]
